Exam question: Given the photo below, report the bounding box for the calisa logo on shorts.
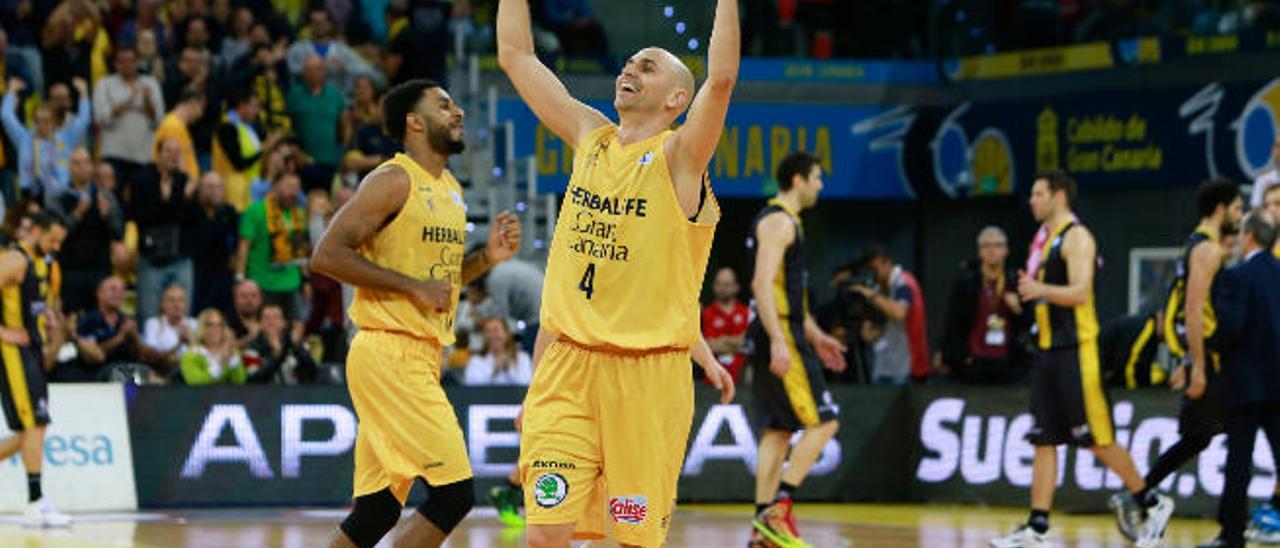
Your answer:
[610,496,648,524]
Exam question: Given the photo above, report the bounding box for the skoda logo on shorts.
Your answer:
[534,473,569,508]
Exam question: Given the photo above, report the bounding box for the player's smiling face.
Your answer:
[417,87,466,154]
[615,50,673,113]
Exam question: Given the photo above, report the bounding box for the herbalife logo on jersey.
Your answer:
[610,496,648,524]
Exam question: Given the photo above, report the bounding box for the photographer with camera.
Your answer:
[938,226,1027,384]
[851,245,929,384]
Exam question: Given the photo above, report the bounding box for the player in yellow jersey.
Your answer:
[312,79,522,548]
[497,0,739,545]
[0,212,70,527]
[1264,184,1280,258]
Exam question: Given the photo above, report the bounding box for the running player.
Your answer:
[312,78,522,548]
[990,171,1173,548]
[497,0,739,545]
[0,211,70,527]
[746,152,847,548]
[1110,179,1242,539]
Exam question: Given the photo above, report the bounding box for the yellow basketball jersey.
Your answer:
[347,153,467,345]
[541,125,720,350]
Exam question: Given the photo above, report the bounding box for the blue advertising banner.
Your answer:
[738,58,938,85]
[497,99,918,200]
[497,78,1280,200]
[905,78,1280,199]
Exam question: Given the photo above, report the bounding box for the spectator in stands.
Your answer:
[214,89,284,211]
[40,0,98,89]
[541,0,610,57]
[236,172,307,322]
[48,148,123,314]
[2,77,90,200]
[484,255,544,337]
[61,276,145,381]
[287,54,346,193]
[142,283,197,373]
[220,6,255,67]
[853,245,929,384]
[339,75,395,185]
[179,17,212,53]
[135,28,165,82]
[285,6,384,94]
[228,278,263,347]
[187,172,239,318]
[1250,138,1280,208]
[162,46,210,112]
[94,47,164,187]
[180,308,246,386]
[384,1,450,86]
[457,272,507,354]
[152,90,206,184]
[702,266,750,383]
[244,303,317,384]
[465,317,533,386]
[133,138,196,320]
[44,82,76,138]
[939,226,1027,384]
[229,40,291,135]
[118,0,167,54]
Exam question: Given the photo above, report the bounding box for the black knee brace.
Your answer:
[340,489,402,548]
[417,478,475,535]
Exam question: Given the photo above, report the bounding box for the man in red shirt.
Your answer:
[702,266,750,383]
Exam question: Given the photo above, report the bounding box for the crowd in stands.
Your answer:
[0,0,568,388]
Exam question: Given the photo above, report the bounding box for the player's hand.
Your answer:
[1186,366,1207,400]
[485,211,522,264]
[1167,363,1186,391]
[0,327,29,346]
[1017,270,1043,301]
[813,332,847,373]
[408,279,453,312]
[703,360,735,404]
[769,339,791,378]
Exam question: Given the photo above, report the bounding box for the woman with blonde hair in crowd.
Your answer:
[464,317,532,386]
[180,308,246,386]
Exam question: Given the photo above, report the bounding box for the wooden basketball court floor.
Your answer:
[0,503,1226,547]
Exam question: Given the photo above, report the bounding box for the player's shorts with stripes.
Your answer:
[1027,341,1115,447]
[745,319,839,432]
[1,344,49,431]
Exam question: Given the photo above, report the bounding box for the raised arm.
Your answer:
[666,0,738,180]
[497,0,609,145]
[0,82,29,145]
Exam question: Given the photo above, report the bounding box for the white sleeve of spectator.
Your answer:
[147,77,165,124]
[141,317,161,348]
[92,78,113,126]
[515,352,533,385]
[464,355,490,386]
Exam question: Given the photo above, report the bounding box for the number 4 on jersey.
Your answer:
[579,263,597,300]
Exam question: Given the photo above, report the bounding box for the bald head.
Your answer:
[616,47,696,117]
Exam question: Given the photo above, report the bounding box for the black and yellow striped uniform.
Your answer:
[0,244,58,431]
[1162,227,1221,369]
[1164,227,1227,437]
[746,200,838,432]
[1099,312,1167,389]
[1026,221,1115,447]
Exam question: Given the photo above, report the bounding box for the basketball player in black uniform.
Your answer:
[0,212,70,527]
[1107,179,1244,539]
[990,171,1172,548]
[746,152,847,548]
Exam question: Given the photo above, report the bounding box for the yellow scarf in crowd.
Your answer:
[265,195,307,265]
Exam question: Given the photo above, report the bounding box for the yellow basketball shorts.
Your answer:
[518,339,695,547]
[347,330,472,503]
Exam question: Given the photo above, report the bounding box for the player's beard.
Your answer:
[428,122,466,155]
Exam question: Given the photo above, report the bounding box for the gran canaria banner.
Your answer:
[497,78,1280,200]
